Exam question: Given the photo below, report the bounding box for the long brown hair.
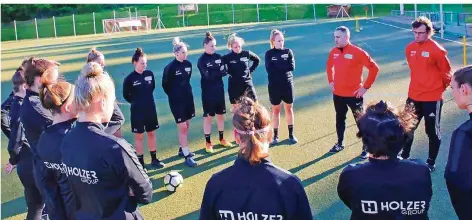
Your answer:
[23,57,60,87]
[39,68,74,114]
[12,66,26,93]
[232,97,271,165]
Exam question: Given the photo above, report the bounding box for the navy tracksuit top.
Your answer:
[265,48,295,85]
[199,156,313,220]
[60,122,152,220]
[338,158,432,220]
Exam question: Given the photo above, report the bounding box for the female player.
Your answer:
[61,62,152,219]
[36,71,77,220]
[87,47,125,137]
[5,69,45,220]
[21,57,58,218]
[265,29,297,145]
[337,101,432,219]
[199,97,313,220]
[123,48,164,169]
[197,32,233,153]
[162,37,197,167]
[445,65,472,219]
[222,33,260,109]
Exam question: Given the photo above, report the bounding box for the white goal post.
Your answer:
[102,16,152,34]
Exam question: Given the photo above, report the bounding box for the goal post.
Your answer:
[102,16,152,34]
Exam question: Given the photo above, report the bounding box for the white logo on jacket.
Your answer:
[361,200,426,216]
[421,51,430,57]
[215,59,221,64]
[281,54,289,60]
[410,51,416,56]
[344,54,353,59]
[132,81,141,86]
[44,161,99,185]
[218,210,284,220]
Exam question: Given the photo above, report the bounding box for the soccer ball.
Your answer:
[164,171,183,192]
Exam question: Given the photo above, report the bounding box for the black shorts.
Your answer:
[228,83,257,104]
[268,82,294,105]
[130,105,159,133]
[202,90,226,117]
[169,97,195,124]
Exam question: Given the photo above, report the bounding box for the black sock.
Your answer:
[150,151,157,161]
[219,131,224,141]
[288,125,294,138]
[137,154,145,166]
[274,128,279,139]
[205,134,211,143]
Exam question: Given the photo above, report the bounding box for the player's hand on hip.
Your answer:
[355,87,367,98]
[4,163,16,174]
[329,82,335,92]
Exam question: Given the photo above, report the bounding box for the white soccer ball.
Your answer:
[164,171,183,192]
[360,27,363,31]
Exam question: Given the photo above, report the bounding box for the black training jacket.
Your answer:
[222,50,260,86]
[1,92,14,138]
[197,52,227,90]
[265,48,295,85]
[123,70,156,109]
[7,95,31,165]
[162,59,194,100]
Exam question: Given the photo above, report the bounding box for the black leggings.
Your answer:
[17,155,44,220]
[333,95,363,146]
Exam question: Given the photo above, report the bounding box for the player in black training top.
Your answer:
[5,68,46,220]
[222,33,260,109]
[338,101,432,219]
[86,47,125,138]
[36,75,77,220]
[21,57,61,219]
[61,62,152,220]
[1,90,14,138]
[265,29,298,145]
[199,97,313,220]
[197,32,233,154]
[446,65,472,220]
[123,48,165,169]
[162,37,198,168]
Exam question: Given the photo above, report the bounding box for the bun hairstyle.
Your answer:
[173,37,187,53]
[12,66,26,93]
[131,47,146,64]
[356,100,417,158]
[232,97,271,165]
[87,47,104,63]
[269,29,284,49]
[23,57,60,87]
[74,62,115,112]
[39,68,74,114]
[227,33,245,50]
[203,31,215,45]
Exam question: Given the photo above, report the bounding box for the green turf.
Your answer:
[1,17,472,219]
[1,4,403,42]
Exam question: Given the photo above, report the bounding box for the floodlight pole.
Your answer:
[182,5,185,27]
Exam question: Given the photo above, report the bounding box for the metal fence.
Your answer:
[1,4,380,42]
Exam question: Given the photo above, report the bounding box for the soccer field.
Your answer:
[1,18,471,219]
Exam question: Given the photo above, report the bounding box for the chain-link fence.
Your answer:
[2,4,393,42]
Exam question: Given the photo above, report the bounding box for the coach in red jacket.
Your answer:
[326,26,379,159]
[400,17,452,172]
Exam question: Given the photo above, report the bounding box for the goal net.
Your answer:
[102,16,152,34]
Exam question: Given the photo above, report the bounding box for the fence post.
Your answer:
[53,16,57,38]
[158,6,162,30]
[73,14,76,36]
[371,4,374,17]
[207,4,210,27]
[14,20,18,41]
[414,4,418,18]
[135,8,138,19]
[93,12,96,35]
[285,4,288,21]
[35,18,39,40]
[182,5,185,27]
[440,4,444,39]
[232,4,235,24]
[257,4,260,23]
[313,4,316,21]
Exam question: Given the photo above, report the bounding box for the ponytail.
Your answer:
[39,68,74,114]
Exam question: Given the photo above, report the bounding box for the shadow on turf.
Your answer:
[1,196,27,219]
[149,151,239,203]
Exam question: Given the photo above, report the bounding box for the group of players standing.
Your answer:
[1,15,471,220]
